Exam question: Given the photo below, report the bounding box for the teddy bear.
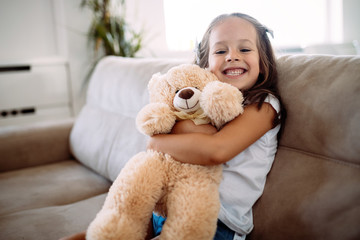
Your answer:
[86,64,244,240]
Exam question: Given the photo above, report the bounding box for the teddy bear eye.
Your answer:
[175,89,180,94]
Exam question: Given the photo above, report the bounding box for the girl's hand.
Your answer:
[171,120,217,135]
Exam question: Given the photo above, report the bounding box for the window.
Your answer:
[163,0,343,51]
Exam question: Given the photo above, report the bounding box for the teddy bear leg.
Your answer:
[159,180,220,240]
[86,151,167,240]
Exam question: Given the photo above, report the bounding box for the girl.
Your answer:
[148,12,286,240]
[61,12,285,240]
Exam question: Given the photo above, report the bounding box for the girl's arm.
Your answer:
[148,103,276,165]
[170,119,217,135]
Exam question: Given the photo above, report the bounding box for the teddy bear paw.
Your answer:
[136,102,176,136]
[200,81,244,129]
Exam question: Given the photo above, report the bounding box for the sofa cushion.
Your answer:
[0,119,73,172]
[0,194,107,240]
[277,55,360,164]
[70,57,187,181]
[0,160,110,215]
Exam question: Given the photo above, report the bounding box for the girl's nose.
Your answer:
[226,51,240,62]
[226,57,239,62]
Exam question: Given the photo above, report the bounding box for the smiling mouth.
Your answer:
[223,68,246,76]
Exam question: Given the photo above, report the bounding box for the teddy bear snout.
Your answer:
[173,87,202,113]
[178,88,194,100]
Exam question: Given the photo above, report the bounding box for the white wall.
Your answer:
[125,0,195,59]
[126,0,167,57]
[343,0,360,42]
[0,0,174,116]
[0,0,58,63]
[61,0,94,114]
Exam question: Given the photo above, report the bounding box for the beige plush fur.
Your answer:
[86,64,244,240]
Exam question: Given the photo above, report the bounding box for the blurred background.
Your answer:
[0,0,359,126]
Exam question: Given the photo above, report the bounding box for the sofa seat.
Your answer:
[0,119,111,240]
[0,193,107,240]
[0,160,110,215]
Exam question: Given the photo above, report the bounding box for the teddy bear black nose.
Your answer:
[178,88,194,100]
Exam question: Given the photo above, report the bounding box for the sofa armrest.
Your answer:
[0,119,74,172]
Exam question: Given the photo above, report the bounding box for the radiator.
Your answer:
[0,58,73,126]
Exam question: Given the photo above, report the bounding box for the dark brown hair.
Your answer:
[194,12,286,131]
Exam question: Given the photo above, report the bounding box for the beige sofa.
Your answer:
[0,55,359,240]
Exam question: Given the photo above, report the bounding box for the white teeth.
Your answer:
[225,69,244,76]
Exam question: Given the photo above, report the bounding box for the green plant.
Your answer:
[80,0,143,88]
[81,0,143,58]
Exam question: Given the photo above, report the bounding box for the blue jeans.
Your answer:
[152,213,235,240]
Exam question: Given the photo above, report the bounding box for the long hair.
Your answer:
[194,12,286,132]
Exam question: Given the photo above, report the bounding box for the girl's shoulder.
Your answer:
[244,93,280,114]
[265,94,280,114]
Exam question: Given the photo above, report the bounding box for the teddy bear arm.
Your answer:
[136,102,177,136]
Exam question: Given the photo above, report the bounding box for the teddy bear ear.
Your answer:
[148,72,162,90]
[148,72,171,103]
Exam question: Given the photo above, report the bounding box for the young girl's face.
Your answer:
[208,17,260,90]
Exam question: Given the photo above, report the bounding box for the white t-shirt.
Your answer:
[218,94,281,236]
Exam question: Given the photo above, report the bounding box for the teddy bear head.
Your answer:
[137,63,243,136]
[148,64,218,113]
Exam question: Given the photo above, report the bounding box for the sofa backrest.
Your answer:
[249,55,360,240]
[278,55,360,163]
[70,57,187,181]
